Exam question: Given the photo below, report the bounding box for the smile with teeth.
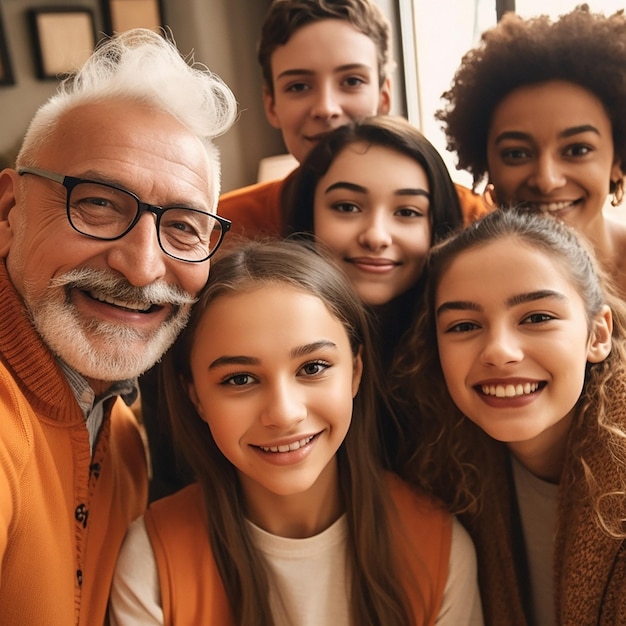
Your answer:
[87,290,154,313]
[481,382,540,398]
[530,200,577,213]
[257,435,316,453]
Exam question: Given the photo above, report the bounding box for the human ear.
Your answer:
[610,158,624,206]
[0,169,19,258]
[262,84,282,130]
[587,305,613,363]
[351,347,364,398]
[376,76,392,115]
[610,157,623,184]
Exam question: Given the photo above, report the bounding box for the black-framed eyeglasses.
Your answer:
[18,166,231,263]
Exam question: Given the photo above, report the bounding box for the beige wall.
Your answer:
[162,0,282,192]
[0,0,404,193]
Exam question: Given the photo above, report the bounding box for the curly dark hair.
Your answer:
[436,4,626,190]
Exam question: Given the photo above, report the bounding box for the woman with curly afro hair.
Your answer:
[437,4,626,297]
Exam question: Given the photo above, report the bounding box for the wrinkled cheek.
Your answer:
[22,275,66,320]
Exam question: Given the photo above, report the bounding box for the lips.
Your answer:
[305,131,333,143]
[305,123,347,143]
[346,257,399,272]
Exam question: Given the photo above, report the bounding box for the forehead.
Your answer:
[39,99,214,210]
[321,143,428,186]
[437,238,578,301]
[270,18,380,79]
[490,80,613,137]
[191,283,350,360]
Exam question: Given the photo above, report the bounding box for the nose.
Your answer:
[105,212,168,286]
[260,378,307,429]
[310,83,343,121]
[528,155,567,194]
[480,324,524,368]
[357,211,392,251]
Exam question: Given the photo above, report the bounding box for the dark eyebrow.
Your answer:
[325,181,430,199]
[395,189,430,199]
[506,290,567,307]
[494,124,601,145]
[276,63,373,81]
[559,124,601,139]
[209,355,259,369]
[325,181,366,194]
[208,341,337,370]
[559,124,600,137]
[436,290,567,317]
[291,340,337,359]
[436,300,482,317]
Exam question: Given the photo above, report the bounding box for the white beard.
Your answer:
[26,268,195,381]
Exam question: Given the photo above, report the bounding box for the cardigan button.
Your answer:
[74,503,88,528]
[76,569,83,587]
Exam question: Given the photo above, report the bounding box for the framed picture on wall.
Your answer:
[0,7,15,86]
[28,8,96,80]
[101,0,164,35]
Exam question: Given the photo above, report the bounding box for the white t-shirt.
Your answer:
[110,514,483,625]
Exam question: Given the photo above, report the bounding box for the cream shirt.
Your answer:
[110,514,483,625]
[512,455,559,626]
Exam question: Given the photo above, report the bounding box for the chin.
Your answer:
[358,290,394,307]
[59,337,167,381]
[38,311,182,381]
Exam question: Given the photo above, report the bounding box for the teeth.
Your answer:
[534,201,574,213]
[481,382,539,398]
[89,291,152,312]
[259,435,314,453]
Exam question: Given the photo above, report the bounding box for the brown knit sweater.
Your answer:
[461,383,626,626]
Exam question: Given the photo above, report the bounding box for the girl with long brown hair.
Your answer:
[110,239,482,625]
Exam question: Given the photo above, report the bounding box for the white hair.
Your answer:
[17,29,238,201]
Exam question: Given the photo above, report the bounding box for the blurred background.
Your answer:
[0,0,623,202]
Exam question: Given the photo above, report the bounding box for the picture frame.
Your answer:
[101,0,164,35]
[0,7,15,86]
[28,8,96,80]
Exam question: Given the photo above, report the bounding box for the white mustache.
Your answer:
[49,267,197,308]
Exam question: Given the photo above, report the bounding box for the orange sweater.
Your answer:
[218,175,293,238]
[144,473,451,625]
[0,261,148,626]
[218,173,488,238]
